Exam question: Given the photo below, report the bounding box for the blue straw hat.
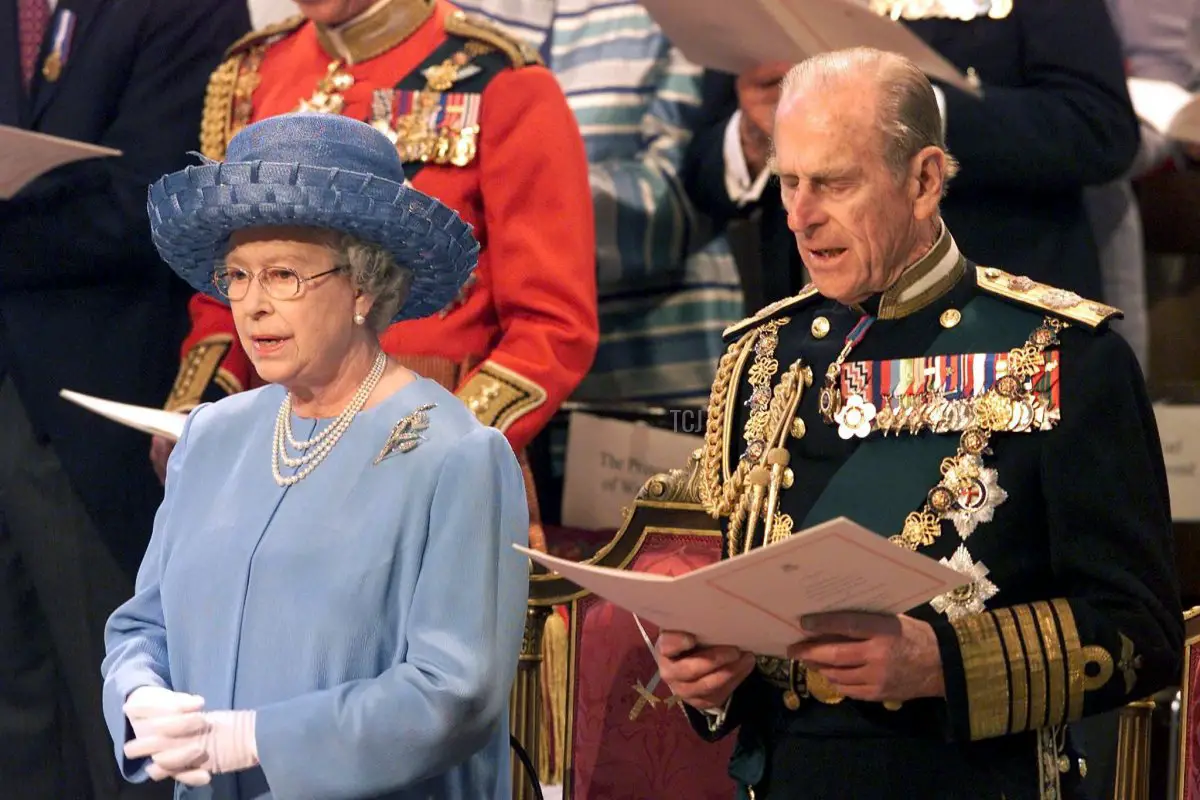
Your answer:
[147,113,479,323]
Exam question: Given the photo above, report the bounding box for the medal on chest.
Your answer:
[370,47,487,167]
[296,60,356,115]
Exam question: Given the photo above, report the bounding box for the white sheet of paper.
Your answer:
[518,516,969,657]
[1154,404,1200,521]
[59,390,187,442]
[1127,78,1200,145]
[560,412,702,531]
[0,126,122,199]
[638,0,979,96]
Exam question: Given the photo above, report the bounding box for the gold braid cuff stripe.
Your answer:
[951,598,1119,741]
[165,335,233,412]
[455,360,546,433]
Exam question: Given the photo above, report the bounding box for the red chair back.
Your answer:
[564,527,735,799]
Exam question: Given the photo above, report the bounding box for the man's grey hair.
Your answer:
[333,233,414,333]
[778,47,960,188]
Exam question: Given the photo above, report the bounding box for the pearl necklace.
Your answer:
[272,350,387,487]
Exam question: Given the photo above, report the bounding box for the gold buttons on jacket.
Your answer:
[811,316,830,339]
[940,309,962,329]
[792,418,807,439]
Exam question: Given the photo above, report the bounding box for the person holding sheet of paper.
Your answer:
[0,1,249,796]
[101,113,529,797]
[654,48,1182,800]
[686,0,1140,310]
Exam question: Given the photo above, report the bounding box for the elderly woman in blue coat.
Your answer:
[100,113,530,799]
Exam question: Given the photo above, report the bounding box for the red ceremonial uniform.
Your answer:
[171,0,597,455]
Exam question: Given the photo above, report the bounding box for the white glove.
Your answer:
[124,709,213,786]
[124,686,206,729]
[122,689,259,786]
[123,686,211,786]
[199,710,259,776]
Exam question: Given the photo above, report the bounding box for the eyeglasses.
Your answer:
[212,265,345,301]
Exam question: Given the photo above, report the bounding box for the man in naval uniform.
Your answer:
[151,0,598,544]
[653,48,1182,800]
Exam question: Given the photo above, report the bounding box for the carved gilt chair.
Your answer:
[512,450,736,800]
[1171,607,1200,799]
[1105,606,1199,800]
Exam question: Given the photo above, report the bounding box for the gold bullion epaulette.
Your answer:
[444,11,543,68]
[200,16,306,160]
[976,266,1122,330]
[722,284,821,342]
[225,14,306,57]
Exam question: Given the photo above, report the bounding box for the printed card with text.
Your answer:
[560,411,702,531]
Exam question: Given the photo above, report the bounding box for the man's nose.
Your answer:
[785,187,828,234]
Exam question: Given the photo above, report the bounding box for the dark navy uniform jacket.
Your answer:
[687,227,1181,800]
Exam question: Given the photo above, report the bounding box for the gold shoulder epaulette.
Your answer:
[723,284,821,341]
[976,266,1122,330]
[200,16,305,160]
[226,14,306,57]
[444,10,543,68]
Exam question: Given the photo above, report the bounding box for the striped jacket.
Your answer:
[454,0,744,406]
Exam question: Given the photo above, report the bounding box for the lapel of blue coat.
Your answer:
[29,0,108,125]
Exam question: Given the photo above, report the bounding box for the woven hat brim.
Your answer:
[147,161,479,323]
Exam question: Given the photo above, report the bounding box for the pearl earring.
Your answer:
[353,313,366,326]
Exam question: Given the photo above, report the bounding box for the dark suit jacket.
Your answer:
[0,0,250,576]
[685,0,1139,307]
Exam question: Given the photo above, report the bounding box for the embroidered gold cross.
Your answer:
[629,680,660,721]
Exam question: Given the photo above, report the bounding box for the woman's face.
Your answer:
[222,226,371,391]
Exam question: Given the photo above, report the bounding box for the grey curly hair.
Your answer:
[331,233,414,333]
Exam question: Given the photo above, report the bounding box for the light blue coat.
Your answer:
[101,378,530,799]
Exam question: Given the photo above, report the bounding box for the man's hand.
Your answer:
[150,435,175,484]
[654,630,756,711]
[787,612,945,704]
[736,61,792,175]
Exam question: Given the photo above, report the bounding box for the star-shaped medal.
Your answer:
[930,545,999,620]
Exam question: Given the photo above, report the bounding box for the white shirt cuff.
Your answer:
[723,111,772,206]
[700,695,734,732]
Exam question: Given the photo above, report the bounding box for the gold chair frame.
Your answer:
[509,450,717,799]
[1106,607,1198,800]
